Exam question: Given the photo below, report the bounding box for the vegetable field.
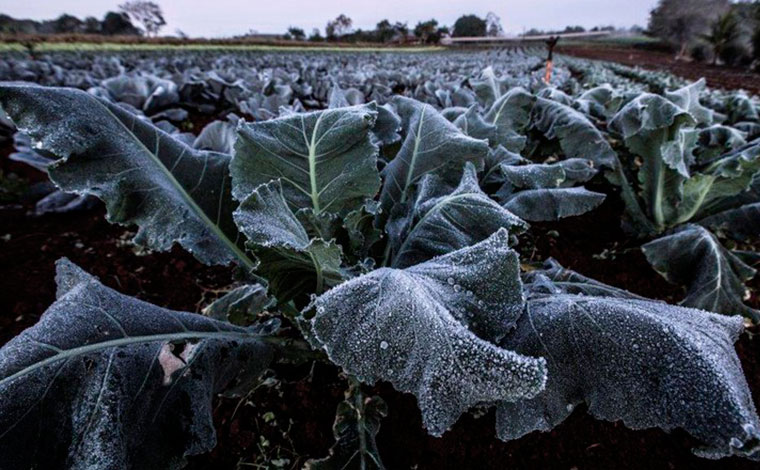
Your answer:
[0,47,759,469]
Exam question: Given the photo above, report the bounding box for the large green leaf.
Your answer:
[233,179,344,300]
[498,291,759,460]
[232,104,381,216]
[642,224,759,321]
[609,93,697,230]
[501,187,606,222]
[378,96,489,216]
[390,162,527,268]
[307,230,545,436]
[482,87,535,152]
[0,83,253,269]
[0,259,274,470]
[531,97,618,170]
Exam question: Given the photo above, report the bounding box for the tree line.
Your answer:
[649,0,760,68]
[282,13,504,44]
[0,2,166,37]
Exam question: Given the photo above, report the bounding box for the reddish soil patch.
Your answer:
[559,45,760,95]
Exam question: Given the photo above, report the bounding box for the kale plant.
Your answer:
[0,81,758,469]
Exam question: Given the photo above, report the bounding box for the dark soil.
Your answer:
[1,157,759,469]
[558,45,760,96]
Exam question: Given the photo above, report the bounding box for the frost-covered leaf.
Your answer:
[233,179,344,300]
[575,84,624,120]
[232,104,380,217]
[695,125,747,164]
[379,97,489,217]
[501,187,605,222]
[0,259,275,470]
[308,230,546,435]
[609,93,697,230]
[454,105,497,143]
[497,294,760,460]
[306,382,388,470]
[9,132,55,171]
[203,284,275,325]
[390,163,527,268]
[343,199,383,262]
[700,202,760,242]
[0,83,253,269]
[498,158,597,193]
[665,78,714,126]
[531,97,618,169]
[642,224,759,321]
[523,258,646,300]
[483,87,535,152]
[329,82,400,145]
[193,120,237,154]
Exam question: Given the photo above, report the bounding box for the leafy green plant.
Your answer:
[0,82,759,469]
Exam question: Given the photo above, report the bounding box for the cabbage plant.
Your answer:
[0,83,758,469]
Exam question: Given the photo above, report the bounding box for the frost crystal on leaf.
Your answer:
[308,229,545,435]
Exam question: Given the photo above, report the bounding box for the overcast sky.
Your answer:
[0,0,658,37]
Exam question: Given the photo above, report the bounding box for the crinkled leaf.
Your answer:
[695,125,747,164]
[665,78,714,126]
[498,158,596,193]
[307,230,545,435]
[343,199,383,262]
[329,82,400,145]
[379,96,489,217]
[390,163,527,268]
[0,259,274,470]
[233,179,344,301]
[642,224,759,321]
[483,87,535,152]
[531,97,618,169]
[202,284,275,325]
[501,187,605,222]
[232,104,380,217]
[609,93,698,229]
[523,258,646,300]
[193,120,237,154]
[454,105,497,143]
[0,83,253,269]
[497,293,760,460]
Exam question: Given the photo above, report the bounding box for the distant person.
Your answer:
[544,35,560,83]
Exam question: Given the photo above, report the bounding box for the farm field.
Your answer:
[559,43,760,95]
[1,47,760,470]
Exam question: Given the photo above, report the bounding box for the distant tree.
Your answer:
[485,12,504,37]
[83,16,101,34]
[119,1,166,37]
[309,28,323,42]
[287,26,306,40]
[649,0,730,58]
[563,25,586,33]
[393,21,409,39]
[453,15,486,37]
[376,19,395,43]
[414,19,440,44]
[702,12,741,64]
[101,11,141,36]
[524,28,544,37]
[51,14,83,34]
[175,29,188,39]
[326,14,352,40]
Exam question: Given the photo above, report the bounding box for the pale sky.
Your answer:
[0,0,658,37]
